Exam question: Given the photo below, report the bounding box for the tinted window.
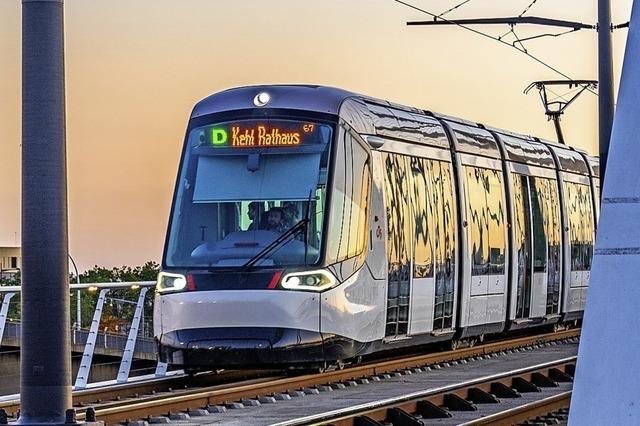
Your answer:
[409,157,434,278]
[564,182,595,272]
[530,178,548,273]
[466,167,489,276]
[384,154,411,336]
[349,141,371,258]
[433,160,456,329]
[326,125,371,265]
[166,119,333,268]
[325,130,347,264]
[486,170,506,274]
[513,174,532,319]
[544,178,562,314]
[466,167,505,276]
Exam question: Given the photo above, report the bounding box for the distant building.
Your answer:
[0,246,20,279]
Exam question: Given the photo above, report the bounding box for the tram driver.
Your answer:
[266,207,288,233]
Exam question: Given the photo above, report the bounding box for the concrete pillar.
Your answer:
[569,0,640,423]
[21,0,72,422]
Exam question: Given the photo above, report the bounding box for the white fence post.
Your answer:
[116,287,149,383]
[74,289,109,390]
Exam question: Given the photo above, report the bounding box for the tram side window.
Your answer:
[325,126,371,265]
[410,157,434,278]
[530,178,548,273]
[486,170,505,274]
[466,167,489,276]
[564,182,595,272]
[433,160,456,329]
[465,167,506,276]
[349,140,372,258]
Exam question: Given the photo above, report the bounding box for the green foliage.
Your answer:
[1,262,160,336]
[76,261,160,283]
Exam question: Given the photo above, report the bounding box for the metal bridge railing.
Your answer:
[0,281,165,389]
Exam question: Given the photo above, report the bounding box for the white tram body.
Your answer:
[154,85,597,369]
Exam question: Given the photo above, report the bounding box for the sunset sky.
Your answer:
[0,1,633,271]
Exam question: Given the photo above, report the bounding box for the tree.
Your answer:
[1,262,160,336]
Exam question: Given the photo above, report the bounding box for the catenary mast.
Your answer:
[21,0,73,423]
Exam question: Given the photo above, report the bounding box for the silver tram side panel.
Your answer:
[546,144,596,321]
[491,131,564,330]
[444,122,509,340]
[503,160,563,328]
[559,170,593,317]
[319,142,387,346]
[371,134,460,345]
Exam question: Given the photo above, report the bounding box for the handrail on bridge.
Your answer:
[0,280,164,389]
[0,281,157,293]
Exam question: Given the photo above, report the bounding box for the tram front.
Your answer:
[154,95,339,369]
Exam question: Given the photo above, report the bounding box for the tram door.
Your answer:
[405,158,456,335]
[513,174,562,320]
[513,175,533,319]
[384,155,457,338]
[384,154,412,337]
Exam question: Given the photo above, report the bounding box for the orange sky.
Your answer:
[0,1,633,271]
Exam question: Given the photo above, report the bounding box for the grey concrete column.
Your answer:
[21,0,72,423]
[569,0,640,423]
[598,0,615,187]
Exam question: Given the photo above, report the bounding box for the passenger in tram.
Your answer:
[247,201,263,231]
[282,202,299,228]
[266,207,288,233]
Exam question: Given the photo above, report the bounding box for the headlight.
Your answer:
[280,269,337,292]
[156,272,187,293]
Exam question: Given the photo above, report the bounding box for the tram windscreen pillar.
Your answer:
[598,0,615,189]
[21,0,72,422]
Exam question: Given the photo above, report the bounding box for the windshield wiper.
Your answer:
[240,218,309,271]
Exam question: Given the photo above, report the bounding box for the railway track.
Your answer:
[284,357,575,425]
[0,328,577,425]
[0,369,282,421]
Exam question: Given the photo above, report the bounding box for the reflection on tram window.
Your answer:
[564,182,595,272]
[466,167,505,276]
[385,154,457,335]
[564,182,594,271]
[543,178,562,314]
[512,174,562,316]
[325,126,371,265]
[513,174,532,319]
[384,153,411,336]
[410,157,434,278]
[433,160,456,329]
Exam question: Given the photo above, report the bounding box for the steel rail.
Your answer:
[459,391,571,425]
[275,357,577,426]
[77,329,578,424]
[0,369,279,418]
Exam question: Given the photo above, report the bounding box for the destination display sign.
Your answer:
[200,120,327,148]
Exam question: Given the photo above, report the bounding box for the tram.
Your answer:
[154,85,597,369]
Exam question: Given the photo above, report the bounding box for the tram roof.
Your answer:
[191,85,596,172]
[191,85,357,118]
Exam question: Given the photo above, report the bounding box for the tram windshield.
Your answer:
[165,119,333,268]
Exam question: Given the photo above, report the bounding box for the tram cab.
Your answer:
[155,86,378,368]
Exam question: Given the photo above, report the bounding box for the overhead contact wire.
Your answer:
[519,0,540,17]
[394,0,598,96]
[438,0,474,18]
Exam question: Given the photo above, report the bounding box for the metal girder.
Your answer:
[0,293,16,347]
[154,361,168,377]
[407,16,596,30]
[74,289,109,390]
[524,79,597,145]
[116,287,149,383]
